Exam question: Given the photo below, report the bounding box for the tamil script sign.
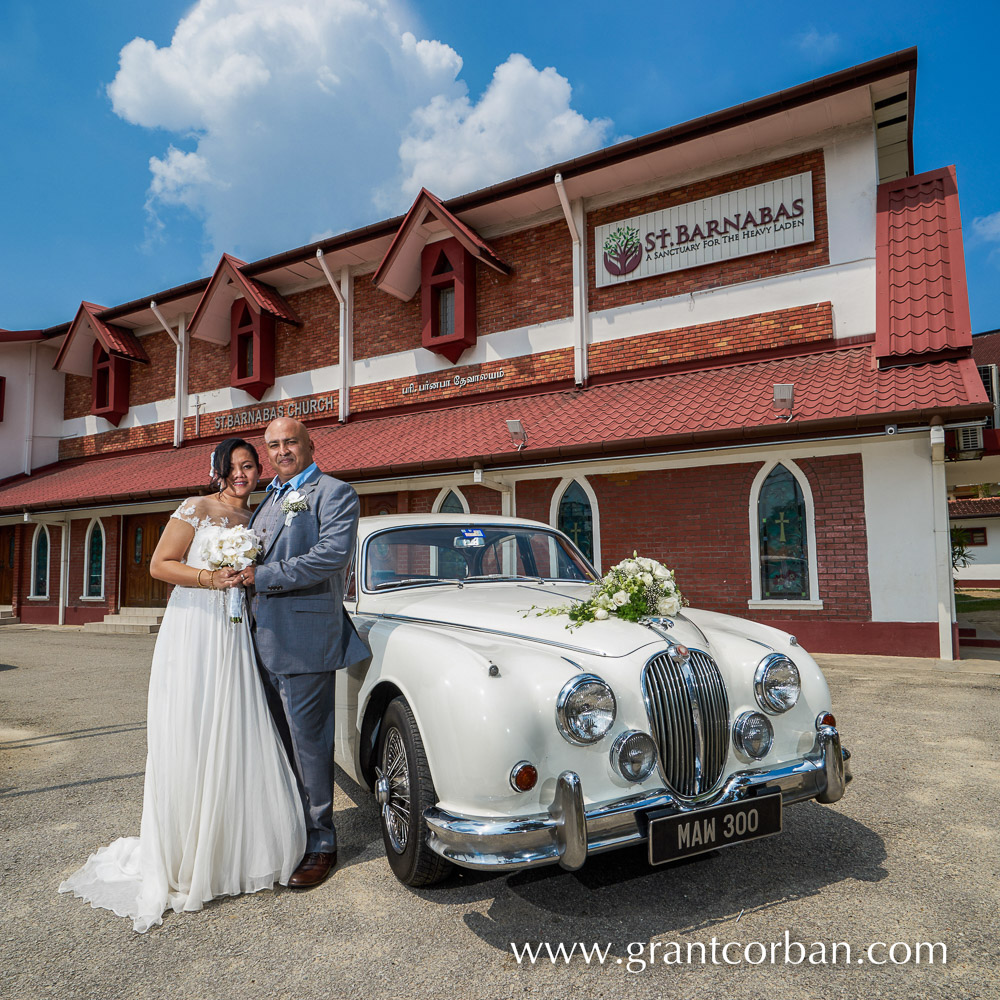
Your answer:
[595,172,814,288]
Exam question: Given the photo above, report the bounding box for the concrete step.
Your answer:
[118,607,168,617]
[101,613,165,626]
[83,622,160,635]
[0,615,20,626]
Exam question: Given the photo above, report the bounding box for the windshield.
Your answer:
[363,524,598,592]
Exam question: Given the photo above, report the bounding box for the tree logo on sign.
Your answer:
[603,225,642,276]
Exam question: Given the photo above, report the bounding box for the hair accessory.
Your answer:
[209,450,217,481]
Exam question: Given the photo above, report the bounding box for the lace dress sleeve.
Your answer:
[171,498,204,528]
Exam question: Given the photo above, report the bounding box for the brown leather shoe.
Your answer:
[288,851,337,889]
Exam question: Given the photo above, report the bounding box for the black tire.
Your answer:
[375,696,451,887]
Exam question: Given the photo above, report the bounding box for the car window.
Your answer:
[362,524,597,591]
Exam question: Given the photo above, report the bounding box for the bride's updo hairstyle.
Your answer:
[209,437,262,490]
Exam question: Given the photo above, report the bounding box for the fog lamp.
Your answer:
[733,711,774,759]
[509,761,538,792]
[610,731,658,782]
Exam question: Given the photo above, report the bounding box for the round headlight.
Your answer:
[556,674,617,745]
[610,730,658,781]
[754,654,801,714]
[733,711,774,759]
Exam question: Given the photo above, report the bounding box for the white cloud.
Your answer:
[794,29,840,59]
[397,53,613,202]
[973,211,1000,242]
[108,0,612,266]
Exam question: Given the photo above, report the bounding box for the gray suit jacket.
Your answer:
[250,468,368,675]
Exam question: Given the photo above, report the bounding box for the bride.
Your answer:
[59,438,306,932]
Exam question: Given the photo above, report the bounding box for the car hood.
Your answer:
[359,582,709,658]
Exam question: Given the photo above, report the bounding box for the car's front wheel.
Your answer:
[375,696,451,886]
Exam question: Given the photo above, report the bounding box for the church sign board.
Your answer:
[595,171,814,287]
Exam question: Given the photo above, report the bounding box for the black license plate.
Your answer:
[648,793,782,865]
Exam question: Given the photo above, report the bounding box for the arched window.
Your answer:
[553,479,597,567]
[432,487,469,514]
[431,488,469,578]
[749,461,819,604]
[439,490,465,513]
[31,525,49,599]
[84,519,105,599]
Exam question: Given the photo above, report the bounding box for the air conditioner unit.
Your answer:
[957,426,984,455]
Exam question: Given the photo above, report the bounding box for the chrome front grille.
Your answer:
[641,648,730,797]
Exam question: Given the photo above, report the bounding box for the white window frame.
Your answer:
[748,458,822,609]
[81,518,106,601]
[550,475,601,573]
[29,523,50,600]
[431,486,470,514]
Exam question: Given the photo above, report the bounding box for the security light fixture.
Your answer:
[506,419,528,451]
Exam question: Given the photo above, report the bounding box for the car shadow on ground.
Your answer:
[415,802,886,954]
[0,663,16,671]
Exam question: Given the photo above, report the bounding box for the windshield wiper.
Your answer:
[462,575,544,584]
[373,578,455,590]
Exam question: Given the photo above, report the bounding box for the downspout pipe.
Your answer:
[555,174,586,386]
[23,342,37,475]
[150,301,185,448]
[58,515,69,626]
[316,249,351,423]
[929,418,954,659]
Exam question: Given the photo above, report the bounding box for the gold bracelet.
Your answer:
[197,569,208,589]
[210,571,217,590]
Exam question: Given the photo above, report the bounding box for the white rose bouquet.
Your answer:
[201,525,262,623]
[534,551,685,628]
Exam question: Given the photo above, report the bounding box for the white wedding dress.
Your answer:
[59,497,306,932]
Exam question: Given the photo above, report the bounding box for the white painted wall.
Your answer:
[952,518,1000,582]
[862,434,940,622]
[0,342,63,481]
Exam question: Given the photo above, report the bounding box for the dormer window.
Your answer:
[229,298,275,400]
[91,341,130,426]
[421,238,476,363]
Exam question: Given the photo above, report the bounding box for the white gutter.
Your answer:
[555,173,587,386]
[150,302,186,447]
[929,419,954,659]
[316,249,352,423]
[23,343,37,475]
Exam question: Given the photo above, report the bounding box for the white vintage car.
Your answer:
[336,514,851,886]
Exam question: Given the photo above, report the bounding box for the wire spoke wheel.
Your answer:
[380,726,410,854]
[375,696,452,886]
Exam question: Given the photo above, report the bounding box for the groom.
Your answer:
[239,416,368,888]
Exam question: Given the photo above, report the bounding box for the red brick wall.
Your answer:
[354,273,422,361]
[477,221,573,336]
[64,516,119,623]
[60,420,174,459]
[588,150,828,313]
[588,454,870,622]
[278,286,339,375]
[64,374,90,420]
[128,330,175,406]
[188,337,231,395]
[515,478,559,524]
[589,302,833,375]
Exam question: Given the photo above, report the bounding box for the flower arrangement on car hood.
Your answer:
[201,525,261,623]
[536,552,685,628]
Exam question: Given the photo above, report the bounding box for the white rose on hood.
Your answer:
[612,590,629,607]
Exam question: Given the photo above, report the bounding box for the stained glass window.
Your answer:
[32,527,48,597]
[758,465,809,599]
[440,490,464,513]
[86,522,104,598]
[558,481,594,563]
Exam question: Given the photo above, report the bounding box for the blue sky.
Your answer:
[1,1,996,333]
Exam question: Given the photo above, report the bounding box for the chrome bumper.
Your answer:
[424,726,851,872]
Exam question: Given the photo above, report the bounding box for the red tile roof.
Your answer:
[949,497,1000,520]
[189,254,301,342]
[876,166,972,363]
[53,302,150,375]
[971,330,1000,366]
[373,188,511,302]
[0,343,989,513]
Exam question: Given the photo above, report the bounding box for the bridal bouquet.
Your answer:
[201,525,262,623]
[535,552,685,628]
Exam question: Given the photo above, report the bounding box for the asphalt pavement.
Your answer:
[1,626,998,1000]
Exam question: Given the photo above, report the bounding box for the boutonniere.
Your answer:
[280,489,309,526]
